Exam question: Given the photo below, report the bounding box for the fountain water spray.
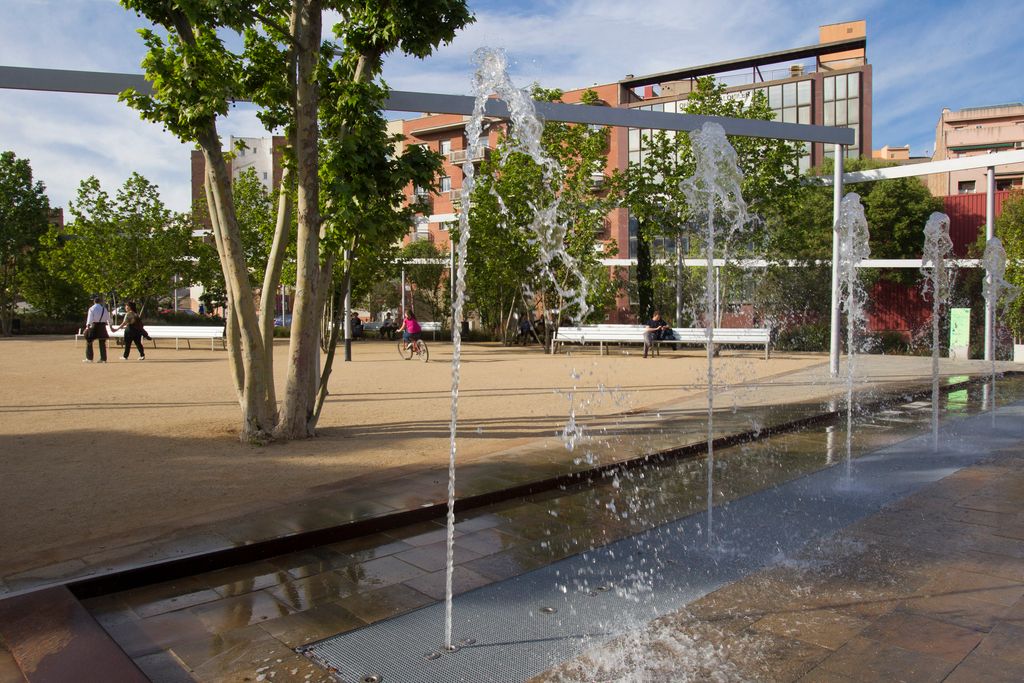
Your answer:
[982,237,1019,425]
[920,212,955,452]
[836,193,870,477]
[443,48,593,651]
[679,122,748,545]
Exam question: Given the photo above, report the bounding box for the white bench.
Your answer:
[554,325,771,359]
[76,325,225,350]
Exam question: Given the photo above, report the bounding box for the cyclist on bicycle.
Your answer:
[397,310,422,350]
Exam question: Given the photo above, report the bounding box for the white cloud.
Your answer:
[1,0,1022,211]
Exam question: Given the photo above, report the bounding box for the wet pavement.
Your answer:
[52,372,1023,682]
[536,449,1024,682]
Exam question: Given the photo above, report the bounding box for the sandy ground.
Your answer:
[0,335,823,576]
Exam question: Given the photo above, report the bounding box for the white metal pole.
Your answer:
[401,268,406,318]
[985,166,995,362]
[715,266,721,327]
[676,234,684,328]
[829,147,844,377]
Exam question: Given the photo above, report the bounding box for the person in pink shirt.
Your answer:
[396,310,422,349]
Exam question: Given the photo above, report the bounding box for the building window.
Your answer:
[440,139,451,156]
[440,176,452,193]
[958,180,976,194]
[823,72,861,159]
[762,80,811,129]
[996,178,1021,191]
[263,172,268,180]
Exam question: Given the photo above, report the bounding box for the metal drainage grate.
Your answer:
[300,405,1024,683]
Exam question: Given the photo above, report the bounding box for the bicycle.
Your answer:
[397,337,429,362]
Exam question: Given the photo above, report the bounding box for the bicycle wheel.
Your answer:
[416,340,429,362]
[397,339,413,360]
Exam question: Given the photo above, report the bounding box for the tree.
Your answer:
[18,254,90,320]
[611,77,802,322]
[0,151,51,335]
[41,174,197,310]
[757,157,944,339]
[465,87,618,346]
[119,0,472,441]
[776,158,944,264]
[399,239,449,328]
[996,190,1024,337]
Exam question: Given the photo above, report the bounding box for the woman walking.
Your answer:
[112,301,146,360]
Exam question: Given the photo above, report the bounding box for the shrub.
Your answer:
[773,321,829,352]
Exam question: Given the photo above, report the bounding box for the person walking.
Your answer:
[111,301,146,360]
[83,295,112,363]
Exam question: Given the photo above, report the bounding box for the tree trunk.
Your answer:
[204,171,244,400]
[277,0,323,439]
[637,220,653,321]
[200,132,276,441]
[258,163,293,409]
[171,7,275,442]
[0,267,13,336]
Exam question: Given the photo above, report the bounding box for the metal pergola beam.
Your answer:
[386,90,855,145]
[0,65,855,145]
[819,149,1024,184]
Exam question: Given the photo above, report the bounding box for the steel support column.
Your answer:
[985,166,996,362]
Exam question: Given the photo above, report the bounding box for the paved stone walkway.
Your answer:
[539,450,1024,682]
[2,359,1022,682]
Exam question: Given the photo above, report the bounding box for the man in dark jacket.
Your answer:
[643,311,669,358]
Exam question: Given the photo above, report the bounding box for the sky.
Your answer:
[1,0,1022,212]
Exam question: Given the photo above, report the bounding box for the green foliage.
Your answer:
[759,157,943,341]
[0,151,52,334]
[779,158,944,269]
[399,240,449,326]
[43,173,198,307]
[995,190,1024,337]
[17,254,89,320]
[464,87,619,338]
[773,321,830,352]
[612,77,802,319]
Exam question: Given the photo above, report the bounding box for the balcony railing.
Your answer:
[410,190,432,213]
[448,147,492,164]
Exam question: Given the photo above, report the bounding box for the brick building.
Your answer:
[397,21,872,320]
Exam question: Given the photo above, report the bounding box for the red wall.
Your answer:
[865,191,1014,337]
[867,280,930,337]
[943,190,1012,256]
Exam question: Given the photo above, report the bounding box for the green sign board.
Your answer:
[950,308,971,350]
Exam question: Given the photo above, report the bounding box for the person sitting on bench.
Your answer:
[643,311,670,358]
